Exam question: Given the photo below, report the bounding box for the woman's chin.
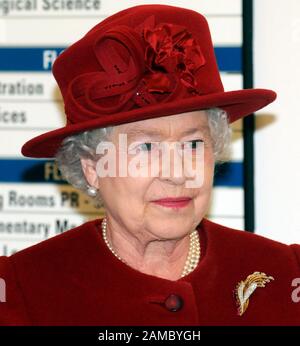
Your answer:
[146,212,195,234]
[148,226,191,240]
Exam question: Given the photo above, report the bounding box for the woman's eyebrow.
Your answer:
[124,126,208,139]
[180,127,209,136]
[125,128,164,138]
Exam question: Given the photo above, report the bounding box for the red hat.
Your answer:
[21,4,276,158]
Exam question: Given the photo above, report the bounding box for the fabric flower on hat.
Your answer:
[142,21,206,94]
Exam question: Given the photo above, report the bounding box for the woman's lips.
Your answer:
[151,197,192,208]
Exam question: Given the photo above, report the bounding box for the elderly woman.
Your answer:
[0,4,299,326]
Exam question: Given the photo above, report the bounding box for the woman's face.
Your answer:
[82,110,215,240]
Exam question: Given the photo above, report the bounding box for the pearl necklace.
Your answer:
[101,216,201,278]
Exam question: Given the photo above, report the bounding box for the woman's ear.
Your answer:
[80,158,100,188]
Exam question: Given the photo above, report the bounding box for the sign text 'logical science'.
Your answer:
[0,0,102,16]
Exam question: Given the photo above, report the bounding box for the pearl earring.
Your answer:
[87,185,98,197]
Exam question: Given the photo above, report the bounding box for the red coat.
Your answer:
[0,218,299,326]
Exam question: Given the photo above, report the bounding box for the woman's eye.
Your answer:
[132,140,204,153]
[184,139,204,150]
[139,143,153,151]
[128,142,157,154]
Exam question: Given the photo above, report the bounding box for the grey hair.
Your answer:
[207,108,232,161]
[55,108,232,202]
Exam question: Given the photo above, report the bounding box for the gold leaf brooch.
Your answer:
[235,271,274,316]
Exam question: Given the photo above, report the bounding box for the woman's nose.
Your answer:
[159,142,193,185]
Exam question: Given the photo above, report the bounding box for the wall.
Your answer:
[254,0,300,244]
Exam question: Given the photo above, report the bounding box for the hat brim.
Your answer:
[21,88,276,158]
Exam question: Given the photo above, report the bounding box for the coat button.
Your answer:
[164,294,184,312]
